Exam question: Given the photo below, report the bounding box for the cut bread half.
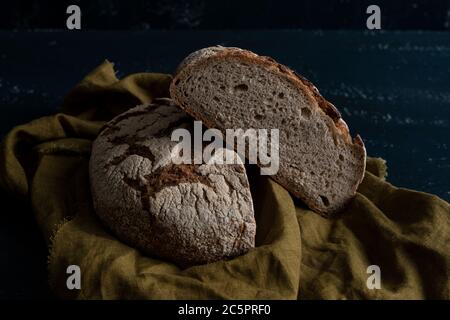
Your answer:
[170,46,366,216]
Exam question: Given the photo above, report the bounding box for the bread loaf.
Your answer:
[89,98,256,266]
[170,46,366,216]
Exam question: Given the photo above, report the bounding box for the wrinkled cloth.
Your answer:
[1,61,449,299]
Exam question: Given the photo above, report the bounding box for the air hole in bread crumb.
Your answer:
[320,195,330,207]
[233,84,249,92]
[339,154,344,161]
[174,79,180,85]
[278,92,284,99]
[255,114,265,121]
[301,107,312,119]
[213,96,220,102]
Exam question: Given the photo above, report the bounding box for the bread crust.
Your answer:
[170,46,367,216]
[90,98,256,266]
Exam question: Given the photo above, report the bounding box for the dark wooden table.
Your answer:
[0,30,449,298]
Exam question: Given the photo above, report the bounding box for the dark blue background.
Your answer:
[1,0,450,30]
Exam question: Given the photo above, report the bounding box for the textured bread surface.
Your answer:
[170,46,366,215]
[89,98,256,266]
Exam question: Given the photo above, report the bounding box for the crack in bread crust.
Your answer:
[145,164,212,197]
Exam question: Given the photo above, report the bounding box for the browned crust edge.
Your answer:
[170,47,367,216]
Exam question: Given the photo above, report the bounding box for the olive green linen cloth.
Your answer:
[1,61,449,299]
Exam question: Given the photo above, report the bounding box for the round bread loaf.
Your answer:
[89,98,256,266]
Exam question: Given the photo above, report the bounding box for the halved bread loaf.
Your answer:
[170,46,366,216]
